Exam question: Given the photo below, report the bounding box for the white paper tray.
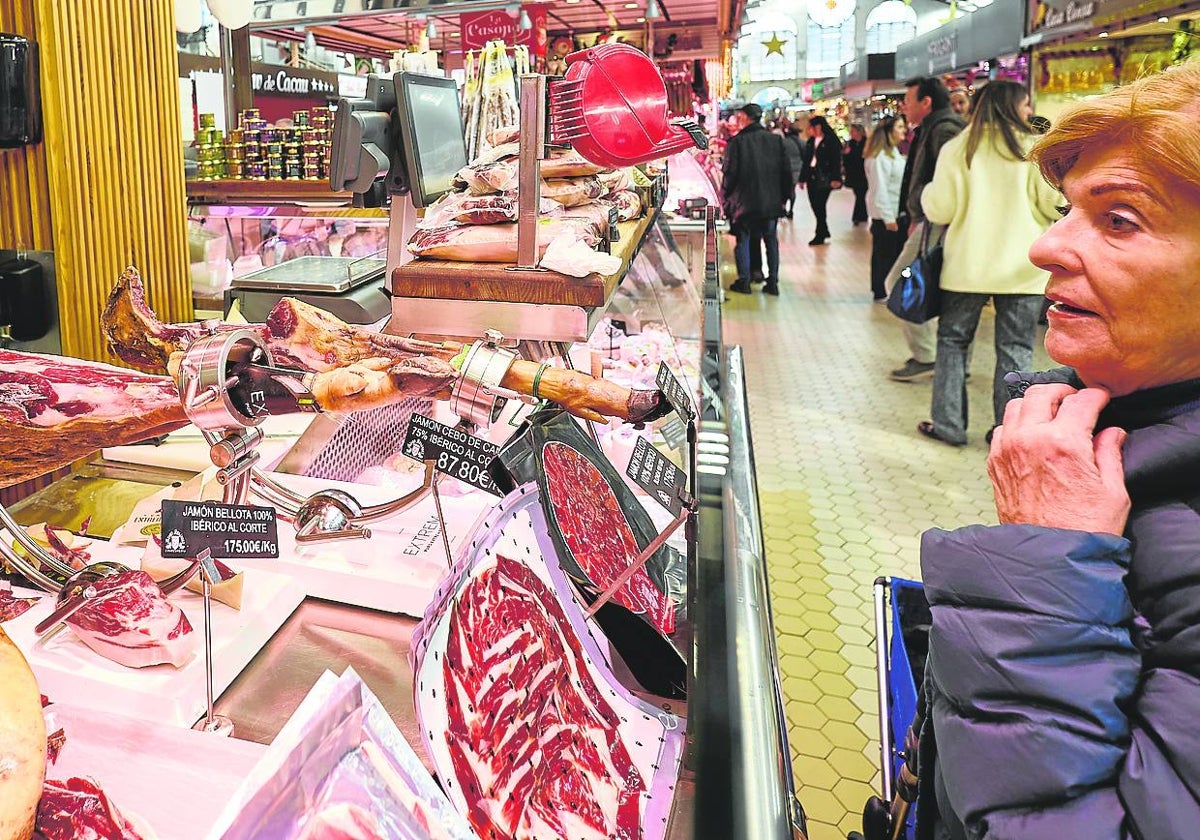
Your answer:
[45,702,267,840]
[4,541,305,729]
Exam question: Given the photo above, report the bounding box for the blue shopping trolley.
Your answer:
[850,577,930,840]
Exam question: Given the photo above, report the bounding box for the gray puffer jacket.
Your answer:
[917,367,1200,840]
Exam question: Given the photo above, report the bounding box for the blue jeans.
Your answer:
[735,217,779,283]
[930,291,1043,444]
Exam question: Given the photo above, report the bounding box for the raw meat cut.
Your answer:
[0,349,188,489]
[542,442,674,634]
[422,191,563,227]
[103,267,458,376]
[442,553,645,840]
[609,189,644,222]
[541,176,604,208]
[32,778,145,840]
[408,216,603,263]
[0,590,39,623]
[0,626,46,840]
[64,571,196,669]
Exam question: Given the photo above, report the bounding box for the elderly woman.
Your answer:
[918,61,1200,839]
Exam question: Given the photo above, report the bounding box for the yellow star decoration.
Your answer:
[763,32,787,57]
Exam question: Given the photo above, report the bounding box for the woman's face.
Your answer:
[891,118,907,144]
[1017,94,1033,123]
[1029,142,1200,395]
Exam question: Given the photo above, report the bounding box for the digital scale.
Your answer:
[224,256,389,324]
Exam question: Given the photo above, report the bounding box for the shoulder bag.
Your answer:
[887,222,945,324]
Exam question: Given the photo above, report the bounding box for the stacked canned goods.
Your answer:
[194,113,226,181]
[191,107,334,182]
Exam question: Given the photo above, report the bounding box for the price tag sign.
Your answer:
[660,415,687,451]
[626,437,687,517]
[402,413,502,496]
[656,362,696,423]
[160,500,280,559]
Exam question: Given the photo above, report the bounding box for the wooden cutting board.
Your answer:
[390,212,656,308]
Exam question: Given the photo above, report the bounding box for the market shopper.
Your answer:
[949,88,971,117]
[887,77,966,381]
[722,103,793,296]
[916,81,1059,446]
[917,60,1200,840]
[798,116,844,246]
[843,123,869,225]
[864,116,907,302]
[783,124,805,219]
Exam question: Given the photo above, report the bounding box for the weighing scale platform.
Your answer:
[224,256,390,324]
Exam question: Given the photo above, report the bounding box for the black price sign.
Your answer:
[660,415,687,451]
[626,436,687,517]
[656,363,695,423]
[402,413,502,496]
[160,500,280,559]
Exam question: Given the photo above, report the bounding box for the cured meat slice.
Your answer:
[32,777,146,840]
[0,590,40,623]
[542,442,674,634]
[103,267,458,376]
[0,349,188,489]
[442,554,645,840]
[0,625,46,840]
[408,216,603,264]
[64,571,195,669]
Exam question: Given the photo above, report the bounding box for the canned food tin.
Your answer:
[227,161,244,179]
[247,161,266,180]
[198,113,216,129]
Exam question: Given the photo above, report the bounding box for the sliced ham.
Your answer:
[64,571,196,669]
[32,777,147,840]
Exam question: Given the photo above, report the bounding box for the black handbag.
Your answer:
[887,223,946,324]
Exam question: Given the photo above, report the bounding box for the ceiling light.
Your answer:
[1158,15,1169,22]
[624,2,639,7]
[1099,30,1109,37]
[637,16,646,21]
[646,0,662,20]
[518,8,532,29]
[566,0,581,4]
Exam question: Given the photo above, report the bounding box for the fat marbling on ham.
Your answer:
[64,571,196,669]
[33,777,147,840]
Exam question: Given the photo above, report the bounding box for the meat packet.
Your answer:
[489,408,688,698]
[208,668,473,840]
[410,485,685,840]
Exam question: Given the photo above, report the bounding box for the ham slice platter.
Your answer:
[412,483,684,840]
[2,540,304,728]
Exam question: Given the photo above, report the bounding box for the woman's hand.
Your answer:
[885,221,899,232]
[987,384,1130,536]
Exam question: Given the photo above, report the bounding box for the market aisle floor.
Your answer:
[721,191,1052,840]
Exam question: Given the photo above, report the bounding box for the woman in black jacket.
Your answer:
[799,116,844,245]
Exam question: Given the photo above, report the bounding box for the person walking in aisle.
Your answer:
[722,103,793,296]
[949,88,971,118]
[887,76,966,381]
[915,80,1060,445]
[844,124,869,225]
[783,124,805,219]
[864,115,908,302]
[798,116,844,246]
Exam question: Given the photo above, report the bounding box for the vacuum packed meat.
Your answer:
[64,571,196,669]
[32,777,145,840]
[408,216,603,264]
[0,626,46,840]
[542,442,674,634]
[441,554,646,840]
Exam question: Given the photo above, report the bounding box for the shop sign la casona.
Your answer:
[459,5,548,54]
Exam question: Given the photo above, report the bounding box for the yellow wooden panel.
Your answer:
[0,0,52,251]
[32,0,191,361]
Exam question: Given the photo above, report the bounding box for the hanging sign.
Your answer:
[459,4,549,56]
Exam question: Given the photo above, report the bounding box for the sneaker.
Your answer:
[890,359,936,381]
[729,280,753,294]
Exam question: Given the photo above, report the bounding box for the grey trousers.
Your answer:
[886,224,940,364]
[929,291,1043,444]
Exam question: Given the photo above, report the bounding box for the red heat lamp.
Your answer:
[549,44,707,169]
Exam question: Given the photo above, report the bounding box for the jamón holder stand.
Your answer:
[191,548,234,736]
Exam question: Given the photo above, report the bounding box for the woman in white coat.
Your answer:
[864,115,907,301]
[917,80,1060,445]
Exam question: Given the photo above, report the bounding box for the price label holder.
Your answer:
[160,500,280,560]
[191,548,234,737]
[626,436,690,518]
[656,362,696,424]
[402,413,503,497]
[402,413,502,569]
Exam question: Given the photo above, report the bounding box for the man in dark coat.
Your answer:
[722,103,793,296]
